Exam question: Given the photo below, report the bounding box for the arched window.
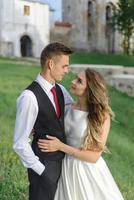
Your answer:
[87,1,93,39]
[20,35,32,57]
[88,1,93,18]
[106,6,111,21]
[106,3,114,22]
[67,5,71,13]
[105,3,115,53]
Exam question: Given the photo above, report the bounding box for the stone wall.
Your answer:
[0,41,14,56]
[62,0,123,53]
[50,22,72,47]
[0,0,49,57]
[110,75,134,96]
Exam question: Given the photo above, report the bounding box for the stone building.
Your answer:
[62,0,122,53]
[0,0,49,57]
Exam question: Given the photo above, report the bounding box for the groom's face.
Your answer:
[49,55,70,81]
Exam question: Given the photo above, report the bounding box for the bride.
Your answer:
[38,68,124,200]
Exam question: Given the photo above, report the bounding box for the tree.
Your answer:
[111,0,134,54]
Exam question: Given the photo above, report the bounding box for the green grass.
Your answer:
[104,88,134,200]
[0,62,39,200]
[0,58,134,200]
[1,51,134,67]
[70,52,134,67]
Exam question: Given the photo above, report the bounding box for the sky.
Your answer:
[44,0,62,21]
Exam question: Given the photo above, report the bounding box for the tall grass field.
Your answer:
[0,56,134,200]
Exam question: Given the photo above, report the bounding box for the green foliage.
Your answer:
[111,0,134,54]
[0,58,134,199]
[70,52,134,66]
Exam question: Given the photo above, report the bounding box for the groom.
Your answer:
[13,42,73,200]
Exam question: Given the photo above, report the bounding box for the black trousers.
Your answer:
[28,160,62,200]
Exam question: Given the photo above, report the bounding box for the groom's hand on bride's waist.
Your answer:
[38,135,62,152]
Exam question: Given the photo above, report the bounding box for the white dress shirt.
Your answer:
[13,74,73,175]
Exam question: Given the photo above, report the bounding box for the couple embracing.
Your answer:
[13,42,124,200]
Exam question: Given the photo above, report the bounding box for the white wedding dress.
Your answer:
[54,107,124,200]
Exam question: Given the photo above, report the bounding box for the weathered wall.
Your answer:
[62,0,123,53]
[0,0,50,57]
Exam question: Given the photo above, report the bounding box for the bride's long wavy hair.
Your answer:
[81,68,114,151]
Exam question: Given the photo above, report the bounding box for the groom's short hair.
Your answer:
[40,42,73,68]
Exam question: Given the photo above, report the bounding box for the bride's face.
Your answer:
[70,71,87,97]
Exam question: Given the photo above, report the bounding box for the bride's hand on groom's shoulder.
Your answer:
[38,135,63,152]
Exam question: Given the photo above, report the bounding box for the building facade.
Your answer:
[0,0,49,57]
[62,0,122,53]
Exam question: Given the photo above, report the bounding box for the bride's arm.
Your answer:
[38,114,110,163]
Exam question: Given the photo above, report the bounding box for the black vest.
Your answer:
[27,81,65,161]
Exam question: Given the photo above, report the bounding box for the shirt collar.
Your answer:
[36,74,55,93]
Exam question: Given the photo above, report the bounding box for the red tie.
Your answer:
[51,86,61,118]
